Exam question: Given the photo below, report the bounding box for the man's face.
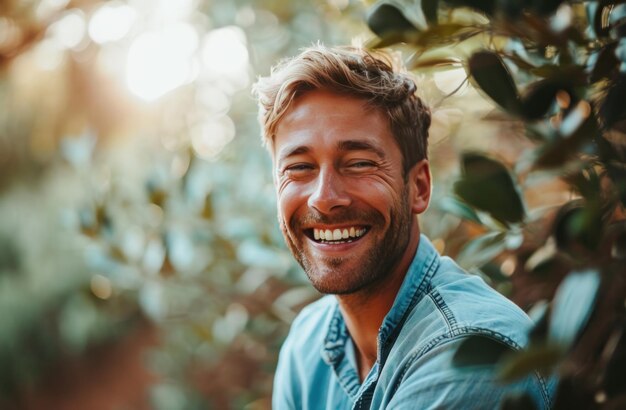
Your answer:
[272,90,418,295]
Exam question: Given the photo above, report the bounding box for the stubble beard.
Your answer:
[280,187,412,295]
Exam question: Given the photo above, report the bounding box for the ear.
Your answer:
[407,159,431,215]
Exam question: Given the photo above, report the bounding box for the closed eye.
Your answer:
[347,161,377,170]
[287,164,314,171]
[283,163,315,177]
[351,161,375,167]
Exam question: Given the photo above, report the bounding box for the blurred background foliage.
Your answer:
[3,0,624,409]
[0,0,366,408]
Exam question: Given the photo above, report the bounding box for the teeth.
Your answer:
[333,229,341,240]
[312,227,367,242]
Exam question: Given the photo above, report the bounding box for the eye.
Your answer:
[347,160,376,170]
[283,163,315,176]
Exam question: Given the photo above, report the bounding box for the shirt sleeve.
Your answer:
[386,337,553,410]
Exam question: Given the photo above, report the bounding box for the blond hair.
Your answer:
[253,44,431,173]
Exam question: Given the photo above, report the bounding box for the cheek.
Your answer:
[277,185,304,223]
[356,180,402,211]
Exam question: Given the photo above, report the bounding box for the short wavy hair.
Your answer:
[253,44,431,173]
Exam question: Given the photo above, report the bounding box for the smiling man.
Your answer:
[254,45,553,409]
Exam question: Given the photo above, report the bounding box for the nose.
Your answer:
[307,169,351,214]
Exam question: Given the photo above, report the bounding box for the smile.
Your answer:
[306,226,369,244]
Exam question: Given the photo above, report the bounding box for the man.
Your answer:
[254,45,553,409]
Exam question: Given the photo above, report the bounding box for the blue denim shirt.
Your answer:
[273,235,554,409]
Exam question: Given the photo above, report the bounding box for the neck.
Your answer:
[336,227,421,381]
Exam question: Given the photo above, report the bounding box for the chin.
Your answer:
[303,261,378,295]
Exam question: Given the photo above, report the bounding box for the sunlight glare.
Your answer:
[155,0,197,21]
[48,10,86,50]
[33,38,64,70]
[35,0,70,21]
[126,23,199,101]
[89,1,136,44]
[201,26,249,79]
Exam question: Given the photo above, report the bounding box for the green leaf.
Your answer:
[499,0,526,20]
[422,0,439,24]
[566,166,602,201]
[553,200,604,254]
[438,196,482,224]
[457,231,507,268]
[414,23,477,47]
[587,43,619,82]
[599,73,626,128]
[497,344,563,382]
[589,3,610,38]
[530,0,565,16]
[409,56,463,69]
[446,0,496,15]
[520,80,561,120]
[549,269,601,348]
[534,103,599,169]
[367,2,421,38]
[454,152,525,226]
[501,391,538,410]
[616,38,626,63]
[453,335,514,368]
[367,31,414,49]
[468,50,522,115]
[609,162,626,207]
[529,64,588,85]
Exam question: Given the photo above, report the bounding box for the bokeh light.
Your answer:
[191,115,236,159]
[126,23,199,101]
[47,10,86,50]
[88,2,136,44]
[201,26,249,77]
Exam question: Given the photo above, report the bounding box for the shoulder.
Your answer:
[391,254,534,366]
[282,295,337,353]
[424,255,533,345]
[274,295,337,374]
[272,295,337,409]
[378,256,553,409]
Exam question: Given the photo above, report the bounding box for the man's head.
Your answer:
[254,44,431,175]
[254,45,432,295]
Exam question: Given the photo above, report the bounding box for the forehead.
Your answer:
[273,90,397,160]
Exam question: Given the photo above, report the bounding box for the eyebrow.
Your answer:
[337,140,386,159]
[277,145,310,164]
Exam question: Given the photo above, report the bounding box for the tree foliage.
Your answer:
[367,0,626,408]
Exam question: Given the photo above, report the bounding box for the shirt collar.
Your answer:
[321,234,441,366]
[377,234,440,362]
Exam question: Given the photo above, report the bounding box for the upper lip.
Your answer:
[306,224,364,230]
